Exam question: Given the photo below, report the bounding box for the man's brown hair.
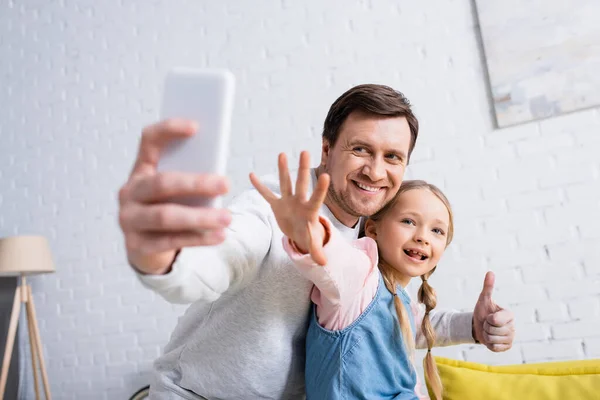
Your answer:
[322,84,419,161]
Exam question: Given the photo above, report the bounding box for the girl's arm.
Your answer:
[250,152,330,266]
[283,216,379,330]
[250,151,379,331]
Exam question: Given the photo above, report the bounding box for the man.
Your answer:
[119,84,515,399]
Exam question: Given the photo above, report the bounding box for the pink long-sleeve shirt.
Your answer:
[283,216,433,399]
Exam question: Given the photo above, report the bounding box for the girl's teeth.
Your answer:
[404,249,427,260]
[408,250,426,259]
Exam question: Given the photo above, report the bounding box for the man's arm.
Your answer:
[415,307,475,349]
[135,188,273,304]
[119,119,275,304]
[415,272,516,352]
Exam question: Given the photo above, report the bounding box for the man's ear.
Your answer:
[364,219,377,240]
[320,138,331,167]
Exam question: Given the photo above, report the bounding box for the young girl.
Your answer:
[250,156,454,400]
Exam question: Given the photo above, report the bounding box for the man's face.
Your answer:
[320,111,412,226]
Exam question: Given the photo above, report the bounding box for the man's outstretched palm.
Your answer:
[250,151,330,265]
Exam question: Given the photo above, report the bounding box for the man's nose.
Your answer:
[362,157,386,181]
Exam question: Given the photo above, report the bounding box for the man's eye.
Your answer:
[353,147,366,153]
[386,154,400,161]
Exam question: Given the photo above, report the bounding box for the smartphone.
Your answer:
[157,67,235,208]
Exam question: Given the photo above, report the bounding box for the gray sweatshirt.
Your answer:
[137,170,474,400]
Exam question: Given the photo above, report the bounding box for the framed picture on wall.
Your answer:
[475,0,600,127]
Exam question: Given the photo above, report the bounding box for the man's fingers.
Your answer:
[132,119,198,175]
[487,343,512,353]
[486,309,514,327]
[121,203,232,233]
[126,229,226,255]
[309,173,330,212]
[250,172,280,204]
[478,271,496,301]
[278,153,293,197]
[482,332,513,345]
[295,151,311,201]
[126,172,229,204]
[483,320,514,337]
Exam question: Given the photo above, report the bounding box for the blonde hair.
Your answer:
[368,180,454,400]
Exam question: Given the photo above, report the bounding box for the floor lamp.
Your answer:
[0,235,55,400]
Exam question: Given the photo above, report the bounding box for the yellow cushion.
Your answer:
[428,356,600,400]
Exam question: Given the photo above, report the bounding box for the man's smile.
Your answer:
[352,180,386,195]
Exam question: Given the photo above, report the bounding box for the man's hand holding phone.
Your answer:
[119,68,236,275]
[118,119,232,275]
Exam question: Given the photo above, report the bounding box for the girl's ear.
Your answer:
[364,219,378,240]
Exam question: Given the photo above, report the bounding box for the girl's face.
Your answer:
[365,188,450,287]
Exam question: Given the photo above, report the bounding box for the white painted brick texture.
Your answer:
[1,0,599,398]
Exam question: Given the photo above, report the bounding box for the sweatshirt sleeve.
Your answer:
[134,187,273,304]
[282,216,379,330]
[414,304,475,348]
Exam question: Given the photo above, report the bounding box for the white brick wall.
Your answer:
[1,0,599,398]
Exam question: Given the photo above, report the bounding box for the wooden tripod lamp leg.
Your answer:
[0,287,22,400]
[27,286,51,400]
[25,289,41,400]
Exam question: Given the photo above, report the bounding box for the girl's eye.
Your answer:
[432,228,445,235]
[401,219,415,226]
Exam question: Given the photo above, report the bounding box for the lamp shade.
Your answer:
[0,235,56,276]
